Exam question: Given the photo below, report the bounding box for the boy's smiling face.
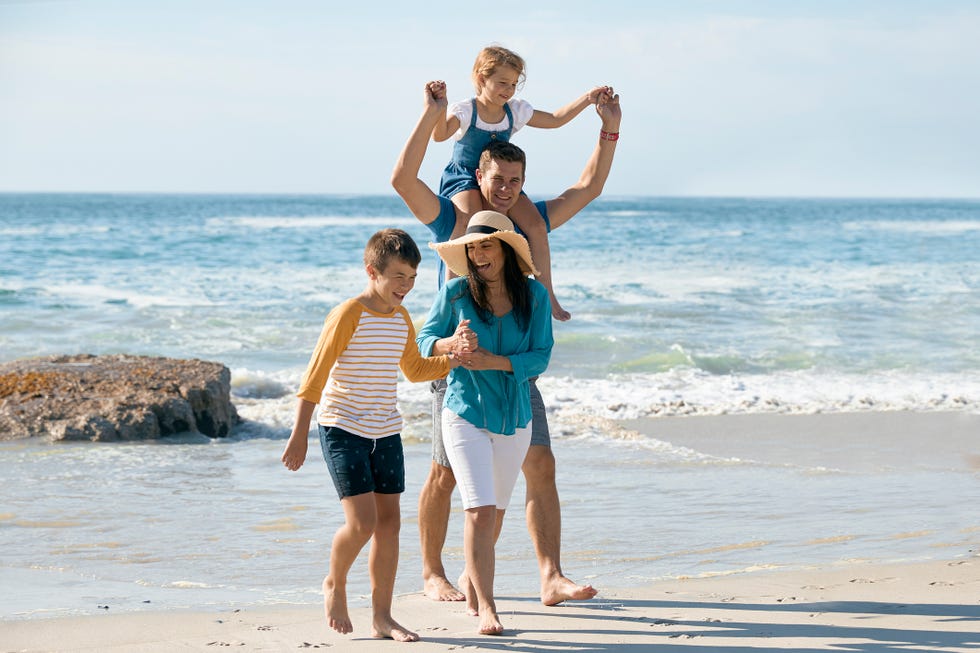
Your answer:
[367,258,417,313]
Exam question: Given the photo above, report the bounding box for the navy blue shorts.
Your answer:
[319,426,406,499]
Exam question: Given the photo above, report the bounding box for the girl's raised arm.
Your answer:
[428,81,461,142]
[526,85,613,130]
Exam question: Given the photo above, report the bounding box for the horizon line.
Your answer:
[2,190,979,202]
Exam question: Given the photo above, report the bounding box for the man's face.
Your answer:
[476,158,524,214]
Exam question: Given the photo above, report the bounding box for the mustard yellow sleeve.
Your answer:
[398,307,451,382]
[296,300,360,404]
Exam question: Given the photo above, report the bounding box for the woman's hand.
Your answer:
[451,318,477,355]
[455,346,511,372]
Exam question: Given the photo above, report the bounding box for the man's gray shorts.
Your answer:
[430,377,550,468]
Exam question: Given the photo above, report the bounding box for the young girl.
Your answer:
[431,45,611,322]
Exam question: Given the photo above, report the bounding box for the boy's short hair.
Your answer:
[479,141,527,178]
[364,228,421,272]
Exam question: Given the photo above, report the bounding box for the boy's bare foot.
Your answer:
[423,574,465,602]
[322,576,352,634]
[372,615,420,642]
[550,297,571,322]
[541,575,598,606]
[479,609,504,636]
[458,573,479,616]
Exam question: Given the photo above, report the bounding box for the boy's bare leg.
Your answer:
[369,493,419,642]
[523,444,599,605]
[509,195,570,321]
[324,493,377,634]
[464,506,504,635]
[418,461,465,601]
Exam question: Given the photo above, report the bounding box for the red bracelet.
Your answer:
[600,130,619,141]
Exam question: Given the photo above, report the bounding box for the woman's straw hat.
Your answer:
[429,211,540,277]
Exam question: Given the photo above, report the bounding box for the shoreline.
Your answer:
[3,554,978,652]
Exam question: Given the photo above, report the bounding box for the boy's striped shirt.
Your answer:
[297,299,450,439]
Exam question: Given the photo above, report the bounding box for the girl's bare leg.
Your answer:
[509,196,570,321]
[450,189,483,238]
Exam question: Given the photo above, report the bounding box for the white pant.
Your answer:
[441,408,531,510]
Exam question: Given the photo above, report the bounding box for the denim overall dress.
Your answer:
[439,99,514,199]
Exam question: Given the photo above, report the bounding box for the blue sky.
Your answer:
[1,0,978,197]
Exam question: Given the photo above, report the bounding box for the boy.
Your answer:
[281,228,469,642]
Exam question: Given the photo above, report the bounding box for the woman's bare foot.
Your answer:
[541,575,598,606]
[478,609,504,636]
[322,576,352,634]
[423,574,465,602]
[372,615,420,642]
[550,295,571,322]
[457,573,479,616]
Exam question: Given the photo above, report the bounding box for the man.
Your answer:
[391,79,622,605]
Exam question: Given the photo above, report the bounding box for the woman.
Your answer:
[417,210,554,635]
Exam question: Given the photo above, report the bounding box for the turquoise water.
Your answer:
[3,194,978,397]
[1,193,978,618]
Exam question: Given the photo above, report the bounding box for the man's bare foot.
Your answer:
[372,615,420,642]
[423,574,465,602]
[458,573,478,616]
[550,297,571,322]
[478,609,504,635]
[323,576,352,634]
[541,575,598,606]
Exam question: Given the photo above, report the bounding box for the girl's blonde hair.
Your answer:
[471,45,526,93]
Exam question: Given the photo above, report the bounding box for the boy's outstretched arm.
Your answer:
[392,81,448,225]
[544,91,622,230]
[526,85,613,129]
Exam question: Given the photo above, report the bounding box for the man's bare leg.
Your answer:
[418,461,465,601]
[523,444,599,605]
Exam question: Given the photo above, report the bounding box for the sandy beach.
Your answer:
[3,553,978,652]
[3,409,979,652]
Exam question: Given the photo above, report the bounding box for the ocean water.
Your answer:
[1,193,978,619]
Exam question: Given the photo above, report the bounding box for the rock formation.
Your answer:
[0,354,239,442]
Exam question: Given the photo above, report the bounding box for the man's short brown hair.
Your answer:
[479,141,527,178]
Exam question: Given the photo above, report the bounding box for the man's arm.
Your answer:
[391,81,448,225]
[543,92,623,231]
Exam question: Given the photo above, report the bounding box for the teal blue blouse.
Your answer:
[417,276,553,435]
